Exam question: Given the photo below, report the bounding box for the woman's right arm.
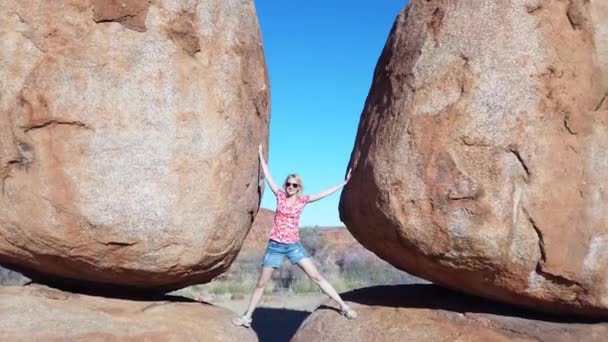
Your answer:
[259,144,280,195]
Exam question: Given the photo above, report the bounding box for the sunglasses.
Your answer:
[286,182,299,188]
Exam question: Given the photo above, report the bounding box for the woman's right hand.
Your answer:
[257,143,279,194]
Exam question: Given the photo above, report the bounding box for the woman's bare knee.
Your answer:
[256,280,269,289]
[254,267,274,290]
[310,274,324,284]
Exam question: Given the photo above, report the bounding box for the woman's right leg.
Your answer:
[243,266,275,319]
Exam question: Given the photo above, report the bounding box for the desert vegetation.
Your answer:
[0,266,29,286]
[177,227,424,300]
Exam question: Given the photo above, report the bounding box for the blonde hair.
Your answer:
[283,173,304,194]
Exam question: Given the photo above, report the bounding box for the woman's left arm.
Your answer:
[307,169,352,203]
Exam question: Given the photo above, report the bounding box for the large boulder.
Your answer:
[0,285,258,342]
[293,285,608,342]
[340,0,608,316]
[0,0,269,289]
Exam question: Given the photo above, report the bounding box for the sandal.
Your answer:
[339,306,357,320]
[232,315,252,328]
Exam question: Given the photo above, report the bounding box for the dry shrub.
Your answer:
[0,265,30,286]
[181,228,427,297]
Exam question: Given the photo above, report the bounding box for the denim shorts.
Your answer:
[262,240,309,268]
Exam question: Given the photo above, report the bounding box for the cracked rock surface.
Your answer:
[340,0,608,317]
[0,0,269,290]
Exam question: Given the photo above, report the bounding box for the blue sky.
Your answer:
[255,1,407,227]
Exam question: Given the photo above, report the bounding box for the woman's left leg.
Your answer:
[297,258,351,311]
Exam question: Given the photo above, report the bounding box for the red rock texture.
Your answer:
[340,0,608,317]
[92,0,151,32]
[0,0,269,290]
[0,285,258,341]
[293,285,608,342]
[240,208,276,253]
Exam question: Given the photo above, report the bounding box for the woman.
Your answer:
[232,144,357,327]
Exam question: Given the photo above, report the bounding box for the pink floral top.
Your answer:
[268,190,310,243]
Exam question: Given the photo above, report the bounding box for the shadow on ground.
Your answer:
[342,284,607,324]
[251,308,310,342]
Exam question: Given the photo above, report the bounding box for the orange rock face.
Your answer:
[293,285,608,342]
[0,0,269,289]
[340,0,608,316]
[241,208,276,253]
[0,285,258,342]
